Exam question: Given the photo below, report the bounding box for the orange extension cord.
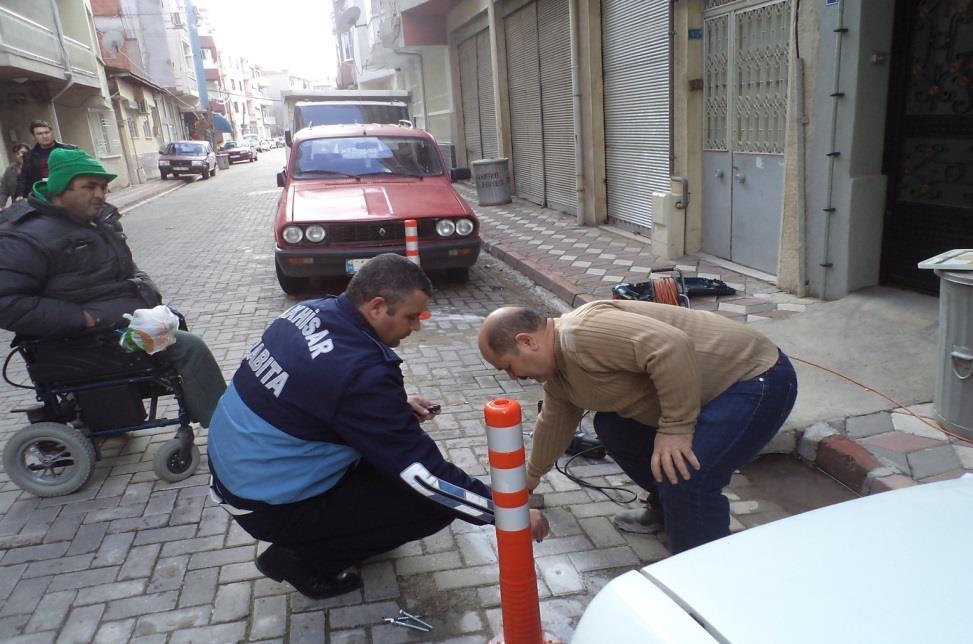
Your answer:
[652,277,682,306]
[789,355,973,445]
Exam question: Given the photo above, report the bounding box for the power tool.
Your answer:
[537,400,607,459]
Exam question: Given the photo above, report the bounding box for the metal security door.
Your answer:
[602,0,671,232]
[882,0,973,293]
[538,0,576,215]
[702,0,790,275]
[505,3,545,204]
[458,30,497,164]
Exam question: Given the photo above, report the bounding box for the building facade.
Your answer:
[348,0,972,299]
[0,0,130,189]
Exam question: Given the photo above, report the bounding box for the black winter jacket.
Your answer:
[0,195,162,337]
[15,142,77,199]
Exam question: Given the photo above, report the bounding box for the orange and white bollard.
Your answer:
[405,218,420,266]
[485,398,547,644]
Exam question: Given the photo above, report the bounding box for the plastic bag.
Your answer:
[118,305,179,355]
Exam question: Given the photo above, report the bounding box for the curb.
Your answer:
[114,180,187,213]
[481,235,922,498]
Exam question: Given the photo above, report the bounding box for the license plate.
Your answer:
[345,258,369,274]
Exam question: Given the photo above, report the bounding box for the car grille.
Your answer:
[326,220,441,244]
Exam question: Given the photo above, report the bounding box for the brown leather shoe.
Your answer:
[256,545,362,599]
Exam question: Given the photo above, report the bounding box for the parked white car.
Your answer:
[572,477,973,644]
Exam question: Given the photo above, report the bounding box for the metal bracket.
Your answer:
[672,176,690,210]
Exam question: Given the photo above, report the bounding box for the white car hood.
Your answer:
[573,478,973,644]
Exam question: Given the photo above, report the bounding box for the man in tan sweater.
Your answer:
[478,300,797,553]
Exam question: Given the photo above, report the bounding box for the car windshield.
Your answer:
[223,141,240,149]
[293,136,444,179]
[166,143,206,155]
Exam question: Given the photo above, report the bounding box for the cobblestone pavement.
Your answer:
[0,153,849,642]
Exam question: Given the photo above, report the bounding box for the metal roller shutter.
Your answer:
[537,0,576,215]
[603,0,671,230]
[476,31,499,159]
[504,3,545,205]
[458,36,482,163]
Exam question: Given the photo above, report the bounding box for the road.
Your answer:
[0,150,853,642]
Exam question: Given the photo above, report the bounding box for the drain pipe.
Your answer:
[568,0,585,225]
[793,0,809,298]
[819,0,847,300]
[394,49,427,129]
[49,0,75,139]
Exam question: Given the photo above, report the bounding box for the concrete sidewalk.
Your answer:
[111,178,186,213]
[456,183,973,495]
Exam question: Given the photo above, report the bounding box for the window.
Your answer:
[87,110,123,157]
[142,116,151,138]
[165,142,207,155]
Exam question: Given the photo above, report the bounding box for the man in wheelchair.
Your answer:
[0,148,225,431]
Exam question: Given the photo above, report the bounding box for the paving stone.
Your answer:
[890,411,949,441]
[118,543,160,581]
[91,532,134,567]
[434,565,499,591]
[456,531,498,566]
[845,412,894,439]
[869,474,918,494]
[132,525,196,546]
[907,445,962,480]
[72,580,146,606]
[177,567,219,608]
[132,606,209,637]
[1,576,52,616]
[47,566,119,592]
[250,595,287,640]
[92,618,135,644]
[568,546,639,572]
[187,545,254,570]
[394,550,462,576]
[536,554,585,595]
[288,611,326,644]
[0,563,28,602]
[1,542,70,566]
[146,555,189,593]
[169,622,247,644]
[577,516,627,548]
[211,581,251,623]
[23,590,75,634]
[103,591,178,621]
[55,604,103,644]
[330,600,399,629]
[361,560,399,601]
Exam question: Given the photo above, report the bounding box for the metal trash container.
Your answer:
[216,154,230,170]
[471,158,511,206]
[934,268,973,439]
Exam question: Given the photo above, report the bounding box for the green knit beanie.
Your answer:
[37,148,117,197]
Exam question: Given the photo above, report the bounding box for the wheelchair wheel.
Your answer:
[152,438,200,482]
[2,422,95,497]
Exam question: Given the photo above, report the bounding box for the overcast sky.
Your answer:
[196,0,337,82]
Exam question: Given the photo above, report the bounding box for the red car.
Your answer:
[273,124,478,293]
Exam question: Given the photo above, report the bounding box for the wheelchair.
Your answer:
[2,331,200,497]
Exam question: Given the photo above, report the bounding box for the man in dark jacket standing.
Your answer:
[207,253,549,599]
[15,120,76,200]
[0,148,226,426]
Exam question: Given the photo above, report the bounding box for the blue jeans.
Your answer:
[593,351,798,554]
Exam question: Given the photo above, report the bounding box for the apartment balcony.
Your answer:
[205,67,221,82]
[397,0,456,47]
[0,5,101,89]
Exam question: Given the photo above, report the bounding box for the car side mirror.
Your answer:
[450,168,471,182]
[159,147,166,154]
[276,170,286,188]
[284,130,292,147]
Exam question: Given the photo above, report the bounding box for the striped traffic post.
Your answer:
[405,218,420,265]
[485,398,545,644]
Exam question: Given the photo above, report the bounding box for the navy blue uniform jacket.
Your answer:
[208,294,495,525]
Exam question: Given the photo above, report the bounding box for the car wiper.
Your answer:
[358,171,426,179]
[295,170,360,179]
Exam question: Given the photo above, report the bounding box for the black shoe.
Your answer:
[255,545,362,600]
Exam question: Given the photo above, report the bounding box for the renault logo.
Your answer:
[378,227,387,237]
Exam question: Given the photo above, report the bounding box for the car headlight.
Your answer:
[282,226,304,244]
[435,219,456,237]
[455,218,475,236]
[305,225,326,243]
[159,160,169,166]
